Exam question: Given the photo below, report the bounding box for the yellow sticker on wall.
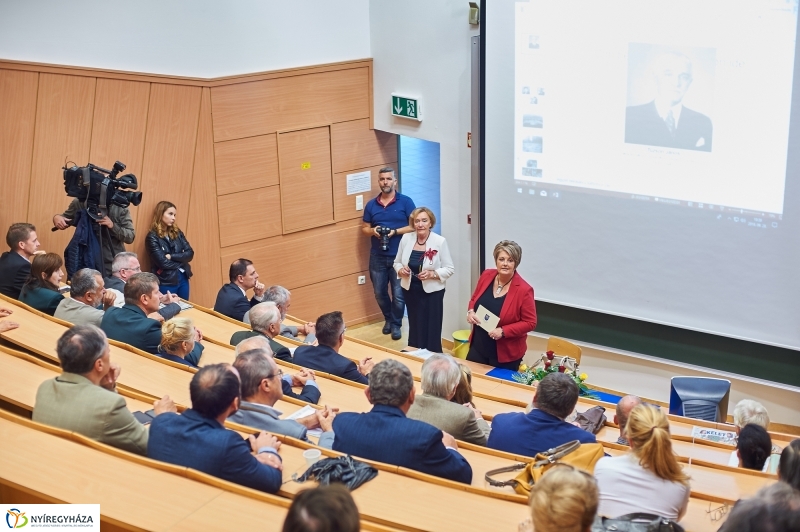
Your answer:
[301,162,311,170]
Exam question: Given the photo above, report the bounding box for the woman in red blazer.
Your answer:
[466,240,537,370]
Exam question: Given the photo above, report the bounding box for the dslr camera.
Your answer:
[61,160,142,221]
[375,226,393,252]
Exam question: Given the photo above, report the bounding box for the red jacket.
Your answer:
[468,269,537,363]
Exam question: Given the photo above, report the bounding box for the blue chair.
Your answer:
[669,377,731,422]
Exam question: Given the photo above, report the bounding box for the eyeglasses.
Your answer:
[706,502,730,522]
[265,369,284,380]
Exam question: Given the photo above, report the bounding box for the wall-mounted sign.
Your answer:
[301,162,311,169]
[346,170,372,195]
[392,94,422,121]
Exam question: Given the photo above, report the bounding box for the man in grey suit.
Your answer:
[32,324,176,455]
[54,268,117,327]
[244,285,317,345]
[105,252,181,321]
[406,354,491,446]
[230,348,336,448]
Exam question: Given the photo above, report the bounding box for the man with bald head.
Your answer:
[625,51,712,151]
[615,394,643,446]
[234,335,321,405]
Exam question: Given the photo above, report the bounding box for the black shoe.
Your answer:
[391,327,402,340]
[382,322,391,335]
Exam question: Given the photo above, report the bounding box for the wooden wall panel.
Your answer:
[0,70,38,233]
[219,224,369,290]
[88,78,150,242]
[278,127,334,233]
[290,271,382,326]
[28,73,96,256]
[214,134,278,196]
[185,88,221,308]
[331,118,398,174]
[210,67,370,142]
[133,84,202,271]
[333,163,396,222]
[217,186,282,247]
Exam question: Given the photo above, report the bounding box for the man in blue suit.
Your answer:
[100,272,203,364]
[148,363,283,493]
[213,259,266,322]
[487,372,596,457]
[293,311,374,385]
[332,359,472,484]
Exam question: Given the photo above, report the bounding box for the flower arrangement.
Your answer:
[513,350,598,398]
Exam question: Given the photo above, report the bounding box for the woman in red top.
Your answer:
[466,240,537,370]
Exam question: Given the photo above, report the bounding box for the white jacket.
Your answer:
[393,231,455,292]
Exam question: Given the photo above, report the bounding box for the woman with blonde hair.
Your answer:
[145,201,194,299]
[594,404,690,519]
[526,465,598,532]
[159,317,203,368]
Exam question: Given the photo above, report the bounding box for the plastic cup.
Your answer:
[303,449,321,466]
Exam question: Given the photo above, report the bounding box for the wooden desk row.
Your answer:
[0,302,775,510]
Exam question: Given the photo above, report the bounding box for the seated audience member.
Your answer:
[234,336,320,404]
[778,439,800,491]
[293,311,374,385]
[19,253,65,315]
[147,363,283,493]
[282,484,360,532]
[594,405,690,520]
[231,349,335,448]
[158,317,203,368]
[106,252,181,320]
[32,325,175,455]
[525,466,599,532]
[250,285,316,344]
[451,364,475,407]
[729,399,781,473]
[333,359,472,484]
[487,372,596,456]
[406,354,491,445]
[737,424,773,471]
[0,223,39,299]
[214,258,266,321]
[0,307,20,333]
[101,272,203,363]
[230,302,292,361]
[54,268,115,326]
[717,481,800,532]
[614,395,643,446]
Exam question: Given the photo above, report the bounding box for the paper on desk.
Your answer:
[285,405,323,437]
[404,348,434,360]
[690,426,736,445]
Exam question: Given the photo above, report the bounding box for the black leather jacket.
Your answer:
[145,230,194,286]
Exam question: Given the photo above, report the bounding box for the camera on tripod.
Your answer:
[375,226,393,252]
[61,160,142,221]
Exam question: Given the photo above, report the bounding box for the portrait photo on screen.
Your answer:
[625,43,717,152]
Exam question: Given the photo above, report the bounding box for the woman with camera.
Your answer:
[394,207,454,353]
[19,253,65,316]
[466,240,537,369]
[145,201,194,300]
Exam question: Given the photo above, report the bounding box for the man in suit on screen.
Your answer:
[625,51,713,151]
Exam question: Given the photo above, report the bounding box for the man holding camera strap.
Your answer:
[54,198,136,278]
[361,167,415,341]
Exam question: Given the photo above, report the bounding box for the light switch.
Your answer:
[356,195,364,210]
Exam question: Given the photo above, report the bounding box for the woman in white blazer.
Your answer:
[394,207,455,352]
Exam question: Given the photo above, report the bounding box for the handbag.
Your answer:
[576,406,607,434]
[591,513,685,532]
[292,455,378,490]
[484,440,605,496]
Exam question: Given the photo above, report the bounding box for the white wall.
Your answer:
[370,0,479,341]
[0,0,371,78]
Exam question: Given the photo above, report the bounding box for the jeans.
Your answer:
[160,270,190,300]
[369,253,405,328]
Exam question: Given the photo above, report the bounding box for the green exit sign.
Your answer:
[392,94,422,121]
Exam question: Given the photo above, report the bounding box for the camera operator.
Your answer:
[361,167,415,341]
[53,198,135,278]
